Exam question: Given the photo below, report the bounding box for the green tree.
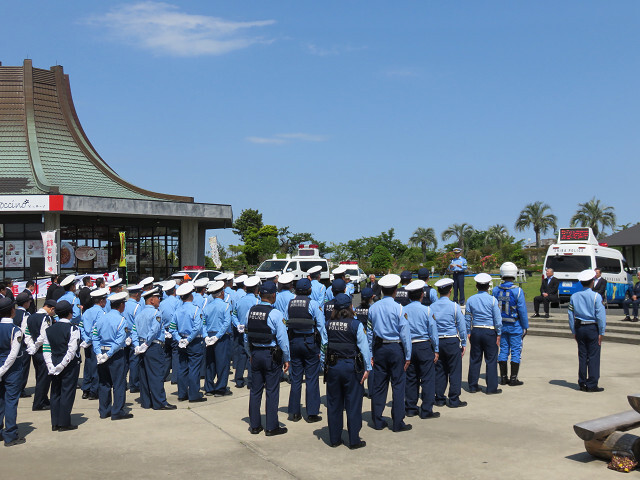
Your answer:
[232,209,263,242]
[370,245,394,272]
[441,223,474,250]
[485,224,510,249]
[515,201,557,248]
[570,198,617,238]
[409,227,438,262]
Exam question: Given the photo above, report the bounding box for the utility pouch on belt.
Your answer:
[355,353,365,374]
[327,352,338,367]
[271,346,283,364]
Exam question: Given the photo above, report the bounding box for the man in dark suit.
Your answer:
[366,274,381,301]
[46,275,60,301]
[22,281,37,315]
[592,268,607,303]
[3,278,15,301]
[533,268,559,318]
[77,276,93,310]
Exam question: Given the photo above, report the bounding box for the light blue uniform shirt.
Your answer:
[325,288,335,303]
[81,304,105,344]
[230,289,247,327]
[449,256,468,272]
[310,280,326,305]
[92,309,127,357]
[283,296,328,346]
[224,287,236,306]
[59,291,82,325]
[402,301,439,352]
[169,301,203,344]
[568,287,606,335]
[135,304,164,344]
[367,296,412,360]
[236,293,260,327]
[424,286,438,305]
[192,292,205,309]
[202,297,232,337]
[465,291,502,335]
[355,323,373,371]
[346,283,355,298]
[243,301,291,362]
[124,298,141,344]
[274,290,295,315]
[159,295,180,331]
[430,297,467,346]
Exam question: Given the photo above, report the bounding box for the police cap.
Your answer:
[307,266,322,275]
[296,278,311,291]
[60,275,76,287]
[361,287,374,299]
[405,280,425,292]
[378,274,401,289]
[474,273,492,284]
[578,269,596,282]
[334,293,352,310]
[176,283,194,297]
[435,278,454,288]
[331,278,346,293]
[55,300,73,317]
[417,268,430,280]
[260,281,277,295]
[16,292,31,305]
[278,272,295,285]
[400,271,413,281]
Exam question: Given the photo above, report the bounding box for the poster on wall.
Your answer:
[25,239,44,268]
[95,248,108,269]
[0,244,4,268]
[4,241,24,268]
[60,241,76,269]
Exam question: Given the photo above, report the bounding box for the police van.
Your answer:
[255,244,330,284]
[543,228,632,305]
[338,261,367,294]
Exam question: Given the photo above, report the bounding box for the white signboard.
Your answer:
[0,195,50,211]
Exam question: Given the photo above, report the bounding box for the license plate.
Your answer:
[562,281,573,287]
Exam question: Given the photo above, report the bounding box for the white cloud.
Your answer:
[246,133,328,145]
[86,2,275,56]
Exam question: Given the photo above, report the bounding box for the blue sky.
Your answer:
[2,1,637,251]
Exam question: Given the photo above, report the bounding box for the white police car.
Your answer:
[339,261,367,293]
[256,244,330,283]
[174,267,223,284]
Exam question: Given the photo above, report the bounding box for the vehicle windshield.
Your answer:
[257,260,288,272]
[299,260,328,272]
[545,255,592,273]
[346,269,359,276]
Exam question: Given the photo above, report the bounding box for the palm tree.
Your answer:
[570,198,616,238]
[485,224,509,248]
[441,223,474,251]
[515,201,557,248]
[409,227,438,262]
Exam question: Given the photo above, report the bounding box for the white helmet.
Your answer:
[500,262,518,279]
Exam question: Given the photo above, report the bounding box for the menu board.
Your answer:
[4,241,24,268]
[95,248,108,269]
[25,239,44,267]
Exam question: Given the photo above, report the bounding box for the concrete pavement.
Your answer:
[2,335,639,479]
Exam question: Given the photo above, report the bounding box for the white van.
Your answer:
[255,244,330,284]
[543,228,632,305]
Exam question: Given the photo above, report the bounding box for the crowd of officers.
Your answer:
[0,262,606,448]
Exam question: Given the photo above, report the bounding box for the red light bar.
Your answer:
[299,244,306,249]
[340,261,358,264]
[183,266,204,270]
[309,244,319,249]
[563,253,573,256]
[599,242,608,247]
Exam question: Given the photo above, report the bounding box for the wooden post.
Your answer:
[585,431,640,461]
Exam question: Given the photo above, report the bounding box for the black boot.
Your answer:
[499,361,508,386]
[509,362,524,386]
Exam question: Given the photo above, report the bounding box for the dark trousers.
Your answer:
[452,272,465,305]
[288,336,321,416]
[576,323,601,389]
[371,342,406,431]
[50,361,80,427]
[20,351,30,394]
[139,343,168,409]
[81,346,98,395]
[468,329,499,392]
[326,358,364,446]
[124,345,139,390]
[97,349,127,419]
[249,348,282,431]
[163,337,174,382]
[170,339,179,383]
[32,351,51,409]
[405,341,436,416]
[0,362,22,444]
[623,298,640,317]
[533,294,559,314]
[233,330,251,387]
[435,337,463,406]
[178,338,204,401]
[204,334,230,394]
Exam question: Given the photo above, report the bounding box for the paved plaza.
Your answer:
[2,332,639,479]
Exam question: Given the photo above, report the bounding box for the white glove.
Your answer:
[237,324,245,333]
[96,353,108,364]
[48,365,56,375]
[134,346,141,356]
[164,331,172,339]
[125,337,132,346]
[80,341,89,349]
[204,336,212,346]
[138,343,148,355]
[178,339,189,349]
[54,364,64,375]
[26,345,36,356]
[210,335,219,345]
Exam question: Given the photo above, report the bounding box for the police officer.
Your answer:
[568,269,606,392]
[202,281,232,397]
[285,278,327,423]
[0,297,26,445]
[80,289,108,400]
[368,274,412,432]
[234,276,261,389]
[138,277,155,308]
[274,273,296,314]
[170,283,206,402]
[159,280,180,384]
[325,293,371,449]
[13,291,32,398]
[493,262,528,386]
[354,287,374,397]
[417,268,438,306]
[403,280,440,419]
[24,299,56,410]
[324,279,347,320]
[326,266,348,302]
[431,278,467,408]
[465,273,502,394]
[192,278,209,309]
[135,288,177,409]
[58,275,82,325]
[43,300,81,431]
[394,271,412,307]
[448,248,468,305]
[93,292,132,420]
[105,278,124,312]
[244,280,290,436]
[307,266,326,305]
[124,284,143,394]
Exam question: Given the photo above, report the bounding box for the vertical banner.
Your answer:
[41,230,58,274]
[119,231,127,267]
[209,236,222,269]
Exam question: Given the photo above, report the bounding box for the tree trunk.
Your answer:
[535,228,541,248]
[421,243,426,262]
